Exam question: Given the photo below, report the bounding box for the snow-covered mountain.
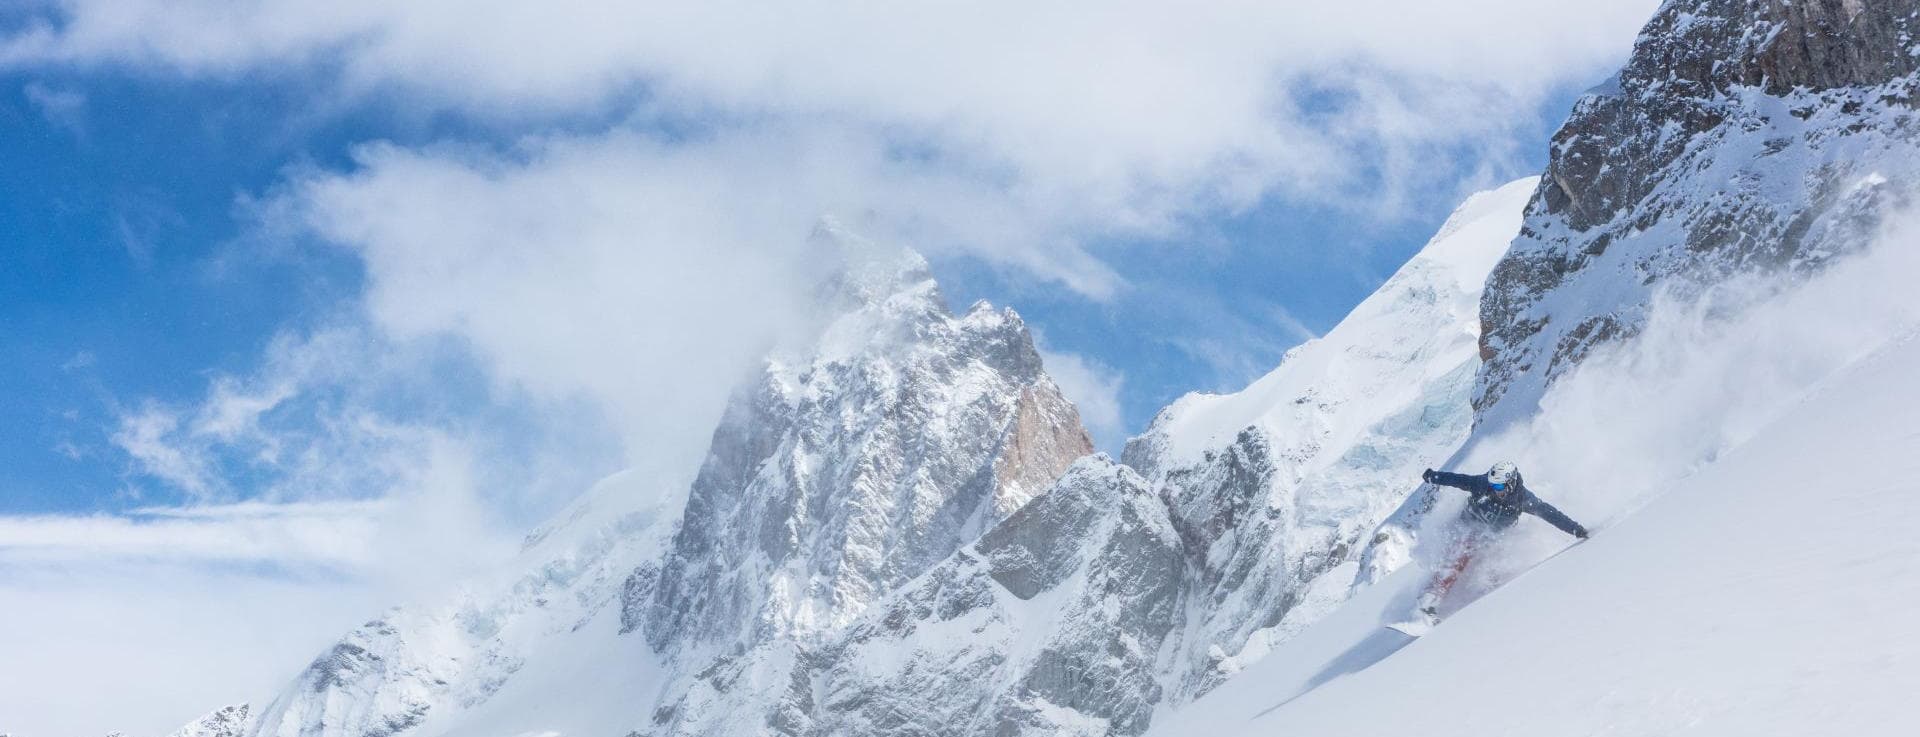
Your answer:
[630,227,1094,736]
[239,225,1094,737]
[1475,0,1920,429]
[1120,178,1532,700]
[168,706,248,737]
[723,178,1530,736]
[215,178,1520,737]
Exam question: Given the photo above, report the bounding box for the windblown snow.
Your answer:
[1151,254,1920,737]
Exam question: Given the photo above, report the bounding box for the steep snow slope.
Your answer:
[1157,324,1920,737]
[1132,178,1527,468]
[1358,0,1920,581]
[1120,178,1533,699]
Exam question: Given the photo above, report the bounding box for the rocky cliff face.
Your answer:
[633,229,1093,736]
[814,457,1183,737]
[1476,0,1920,427]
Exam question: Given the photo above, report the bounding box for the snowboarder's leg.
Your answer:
[1417,550,1471,615]
[1415,526,1488,617]
[1390,525,1492,636]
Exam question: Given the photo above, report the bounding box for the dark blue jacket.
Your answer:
[1425,470,1587,538]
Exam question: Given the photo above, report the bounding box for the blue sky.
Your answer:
[0,65,1581,517]
[0,2,1661,733]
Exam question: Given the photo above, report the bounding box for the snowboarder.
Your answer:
[1398,461,1588,633]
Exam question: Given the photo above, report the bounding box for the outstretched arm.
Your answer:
[1422,469,1480,491]
[1523,493,1589,538]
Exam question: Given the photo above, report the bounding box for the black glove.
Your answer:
[1421,468,1436,483]
[1575,528,1590,540]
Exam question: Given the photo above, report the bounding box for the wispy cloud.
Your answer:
[0,500,385,572]
[113,402,219,500]
[22,79,84,138]
[1267,305,1322,344]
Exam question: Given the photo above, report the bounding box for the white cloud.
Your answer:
[5,1,1658,280]
[0,566,382,737]
[0,490,510,737]
[3,431,531,736]
[267,126,1140,477]
[0,500,384,572]
[113,402,219,500]
[1038,347,1127,451]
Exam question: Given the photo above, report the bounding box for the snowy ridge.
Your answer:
[1134,177,1527,471]
[1119,178,1532,700]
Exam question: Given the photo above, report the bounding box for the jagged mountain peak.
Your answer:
[619,226,1093,733]
[807,215,936,310]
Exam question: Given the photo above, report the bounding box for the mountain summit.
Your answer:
[244,231,1092,737]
